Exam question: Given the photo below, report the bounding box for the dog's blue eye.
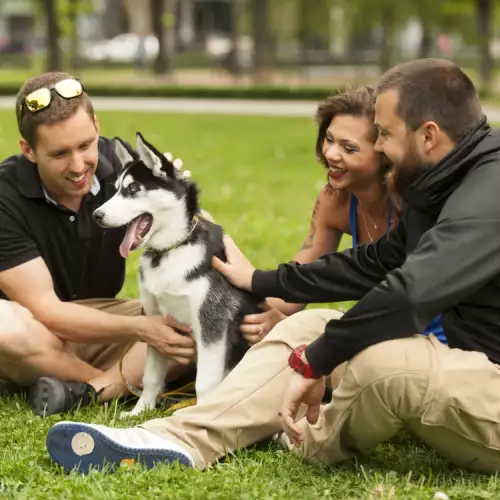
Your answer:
[128,183,140,194]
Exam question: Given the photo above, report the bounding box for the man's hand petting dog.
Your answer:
[241,304,286,345]
[137,315,196,365]
[212,234,255,291]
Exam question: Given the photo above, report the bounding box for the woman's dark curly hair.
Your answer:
[315,85,391,177]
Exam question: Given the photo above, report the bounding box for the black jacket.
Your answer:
[252,119,500,376]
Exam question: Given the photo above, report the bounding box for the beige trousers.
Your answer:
[0,298,143,382]
[66,298,143,371]
[141,308,500,474]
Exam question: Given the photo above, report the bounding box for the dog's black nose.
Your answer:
[93,210,104,224]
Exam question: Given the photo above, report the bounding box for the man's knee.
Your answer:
[340,336,434,418]
[264,308,343,346]
[0,300,61,361]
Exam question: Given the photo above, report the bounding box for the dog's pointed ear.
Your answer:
[113,138,135,168]
[135,132,175,179]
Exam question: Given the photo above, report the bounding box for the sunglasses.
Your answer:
[20,78,84,116]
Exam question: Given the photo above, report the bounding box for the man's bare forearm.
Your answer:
[34,300,143,343]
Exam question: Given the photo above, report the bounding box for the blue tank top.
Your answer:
[349,194,447,344]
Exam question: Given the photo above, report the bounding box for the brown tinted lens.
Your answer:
[24,88,52,112]
[55,79,83,99]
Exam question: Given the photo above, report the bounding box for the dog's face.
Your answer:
[93,132,198,258]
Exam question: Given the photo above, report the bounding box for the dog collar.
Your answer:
[164,215,200,252]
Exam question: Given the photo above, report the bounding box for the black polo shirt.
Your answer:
[0,137,128,302]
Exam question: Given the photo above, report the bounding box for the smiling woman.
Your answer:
[237,86,399,345]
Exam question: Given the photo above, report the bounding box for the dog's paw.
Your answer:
[119,410,136,419]
[119,407,146,419]
[120,398,157,419]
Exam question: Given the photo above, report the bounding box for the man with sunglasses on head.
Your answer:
[0,72,196,416]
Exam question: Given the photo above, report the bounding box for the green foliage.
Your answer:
[59,0,93,35]
[32,0,93,37]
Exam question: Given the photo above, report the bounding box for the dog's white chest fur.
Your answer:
[140,243,209,327]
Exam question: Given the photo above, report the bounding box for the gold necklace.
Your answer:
[358,208,374,242]
[358,202,381,230]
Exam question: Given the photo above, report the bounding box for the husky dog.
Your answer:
[93,132,262,416]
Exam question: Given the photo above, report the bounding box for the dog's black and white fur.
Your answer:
[93,133,262,416]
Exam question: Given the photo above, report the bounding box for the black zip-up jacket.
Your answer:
[252,119,500,376]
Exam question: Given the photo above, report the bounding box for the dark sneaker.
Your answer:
[46,421,194,474]
[28,377,97,417]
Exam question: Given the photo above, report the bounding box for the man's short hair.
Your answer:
[16,72,95,146]
[376,58,484,142]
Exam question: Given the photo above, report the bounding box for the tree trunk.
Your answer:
[68,0,80,69]
[151,0,176,75]
[226,0,244,77]
[178,0,195,49]
[123,0,151,34]
[45,0,62,72]
[103,0,129,39]
[419,24,433,58]
[252,0,271,84]
[379,4,394,73]
[298,0,309,66]
[476,0,493,93]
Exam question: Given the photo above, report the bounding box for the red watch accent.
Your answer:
[288,344,321,379]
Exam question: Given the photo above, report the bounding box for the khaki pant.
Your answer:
[0,297,143,381]
[66,298,143,371]
[141,308,500,474]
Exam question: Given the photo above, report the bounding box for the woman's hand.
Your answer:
[240,303,286,345]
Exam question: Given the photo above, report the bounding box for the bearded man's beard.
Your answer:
[392,135,433,198]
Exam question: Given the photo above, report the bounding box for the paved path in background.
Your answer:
[2,96,500,121]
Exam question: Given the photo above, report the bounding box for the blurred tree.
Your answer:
[44,0,62,71]
[226,0,245,77]
[378,1,395,72]
[123,0,151,35]
[414,0,441,58]
[345,0,412,72]
[476,0,493,92]
[297,0,312,65]
[252,0,272,84]
[123,0,152,68]
[66,0,79,68]
[150,0,177,74]
[103,0,129,39]
[35,0,93,71]
[296,0,338,58]
[442,0,494,91]
[61,0,93,69]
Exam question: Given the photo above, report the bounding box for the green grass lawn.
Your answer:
[0,110,498,499]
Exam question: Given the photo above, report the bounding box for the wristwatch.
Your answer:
[288,344,321,379]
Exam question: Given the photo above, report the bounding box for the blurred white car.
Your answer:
[205,34,253,70]
[80,33,159,63]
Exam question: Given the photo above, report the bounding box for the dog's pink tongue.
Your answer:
[119,218,140,259]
